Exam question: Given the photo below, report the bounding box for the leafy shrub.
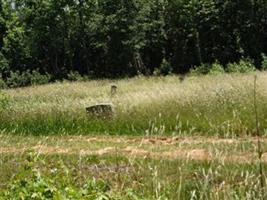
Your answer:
[0,76,7,89]
[226,59,256,73]
[1,153,143,200]
[190,62,225,76]
[30,70,51,85]
[261,54,267,70]
[190,63,211,75]
[6,71,25,88]
[209,62,225,75]
[6,70,51,88]
[4,170,58,199]
[67,70,84,81]
[2,153,59,199]
[3,172,116,199]
[154,59,173,76]
[191,59,256,76]
[81,179,113,199]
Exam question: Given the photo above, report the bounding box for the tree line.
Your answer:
[0,0,267,81]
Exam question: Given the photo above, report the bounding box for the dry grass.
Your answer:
[1,134,267,164]
[1,72,267,136]
[6,73,259,112]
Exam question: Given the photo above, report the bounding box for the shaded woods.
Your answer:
[0,0,267,81]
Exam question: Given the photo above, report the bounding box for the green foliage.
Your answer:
[190,63,211,75]
[6,70,51,88]
[226,59,256,73]
[0,149,264,200]
[0,89,9,111]
[189,62,225,76]
[3,24,31,72]
[2,153,57,199]
[194,62,225,75]
[81,179,113,200]
[261,54,267,70]
[209,62,225,75]
[1,153,123,200]
[30,70,51,85]
[191,59,255,75]
[0,51,8,72]
[0,0,266,81]
[153,58,172,76]
[67,71,84,82]
[0,0,5,49]
[0,77,7,89]
[4,169,58,199]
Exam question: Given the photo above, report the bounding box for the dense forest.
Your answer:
[0,0,267,83]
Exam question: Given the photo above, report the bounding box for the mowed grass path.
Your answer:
[1,72,267,136]
[0,134,267,163]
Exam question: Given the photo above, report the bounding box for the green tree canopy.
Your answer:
[0,0,266,80]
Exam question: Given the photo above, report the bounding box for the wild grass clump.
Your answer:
[1,72,267,136]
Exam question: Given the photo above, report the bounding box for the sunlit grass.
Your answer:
[1,72,267,136]
[0,152,265,199]
[1,70,267,199]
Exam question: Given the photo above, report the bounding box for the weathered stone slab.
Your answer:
[86,103,115,118]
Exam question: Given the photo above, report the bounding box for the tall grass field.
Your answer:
[1,72,267,199]
[0,72,267,136]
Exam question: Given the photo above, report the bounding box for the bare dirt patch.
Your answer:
[32,145,70,154]
[27,145,259,164]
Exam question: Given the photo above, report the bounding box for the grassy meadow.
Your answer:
[1,72,267,199]
[1,72,267,136]
[0,134,267,199]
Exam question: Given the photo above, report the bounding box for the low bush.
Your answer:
[67,70,84,81]
[30,70,51,85]
[190,63,219,75]
[209,62,225,75]
[226,59,256,73]
[154,59,173,76]
[189,64,206,75]
[0,77,7,89]
[190,59,255,75]
[1,153,143,200]
[6,70,51,88]
[261,54,267,70]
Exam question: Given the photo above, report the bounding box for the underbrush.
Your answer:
[0,58,265,89]
[190,59,256,75]
[1,153,138,200]
[0,153,266,199]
